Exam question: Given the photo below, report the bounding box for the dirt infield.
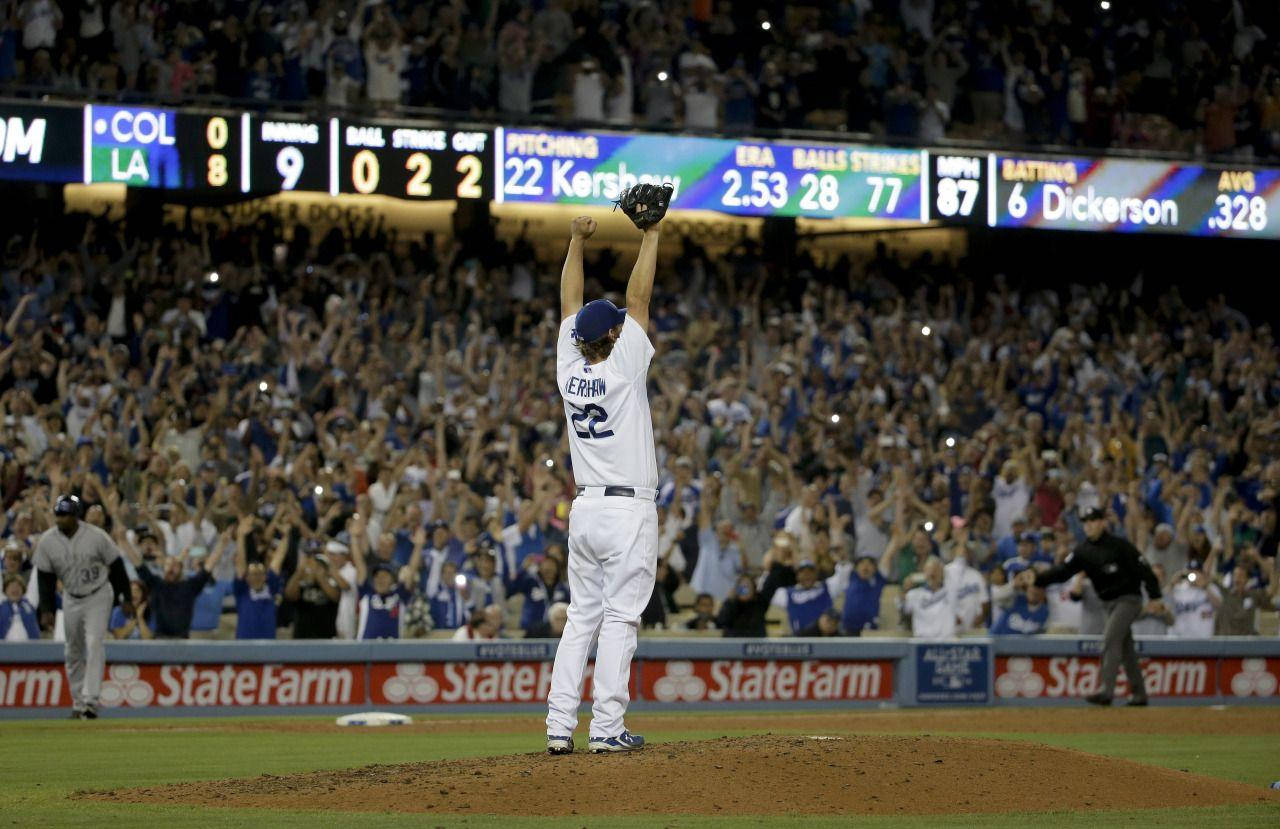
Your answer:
[87,732,1277,817]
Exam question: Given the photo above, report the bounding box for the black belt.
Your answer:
[67,584,105,600]
[576,485,657,501]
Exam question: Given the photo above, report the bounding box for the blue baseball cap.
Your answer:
[574,299,626,343]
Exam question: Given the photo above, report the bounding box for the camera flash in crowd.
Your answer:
[657,71,668,82]
[761,20,772,31]
[545,458,555,468]
[1099,0,1110,9]
[454,574,467,588]
[313,485,324,496]
[921,325,932,336]
[206,271,219,284]
[945,436,956,448]
[924,521,935,533]
[258,381,269,392]
[830,414,840,424]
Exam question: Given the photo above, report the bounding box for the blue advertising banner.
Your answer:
[916,643,990,704]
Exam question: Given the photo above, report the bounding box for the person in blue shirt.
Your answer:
[995,516,1030,564]
[771,558,845,635]
[2,573,41,640]
[463,543,506,613]
[188,550,233,638]
[1001,532,1051,581]
[232,521,288,639]
[509,555,570,635]
[840,552,892,636]
[427,519,467,568]
[108,580,154,640]
[500,501,547,584]
[423,559,469,633]
[690,489,745,604]
[992,581,1050,635]
[356,563,415,639]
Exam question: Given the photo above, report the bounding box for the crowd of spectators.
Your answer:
[2,0,1280,158]
[1,203,1279,643]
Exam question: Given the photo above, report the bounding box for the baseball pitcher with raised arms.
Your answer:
[546,183,672,755]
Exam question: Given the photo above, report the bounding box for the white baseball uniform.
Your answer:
[1168,579,1219,638]
[902,582,958,639]
[546,315,659,740]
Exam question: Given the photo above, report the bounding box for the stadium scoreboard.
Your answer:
[247,115,330,194]
[333,118,489,200]
[495,127,925,222]
[0,101,494,200]
[932,152,1280,238]
[3,100,1278,238]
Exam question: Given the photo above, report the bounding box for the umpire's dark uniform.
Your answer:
[1034,506,1162,705]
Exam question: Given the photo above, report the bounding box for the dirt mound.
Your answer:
[84,734,1276,817]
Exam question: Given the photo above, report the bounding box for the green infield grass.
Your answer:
[2,710,1277,828]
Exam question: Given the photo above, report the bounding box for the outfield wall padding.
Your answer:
[0,637,1276,717]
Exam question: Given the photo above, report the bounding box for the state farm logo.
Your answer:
[995,657,1213,698]
[645,659,890,702]
[1230,659,1278,697]
[99,664,155,708]
[652,661,706,702]
[995,657,1044,698]
[382,663,439,704]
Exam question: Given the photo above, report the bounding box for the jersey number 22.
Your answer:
[570,403,614,439]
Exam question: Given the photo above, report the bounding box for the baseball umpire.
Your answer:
[1025,505,1163,706]
[34,495,133,719]
[545,182,672,755]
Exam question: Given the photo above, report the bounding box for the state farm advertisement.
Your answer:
[995,656,1217,699]
[1220,658,1279,698]
[640,659,894,702]
[0,663,364,709]
[368,660,615,705]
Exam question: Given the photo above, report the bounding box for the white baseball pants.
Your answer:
[546,492,658,739]
[63,586,112,712]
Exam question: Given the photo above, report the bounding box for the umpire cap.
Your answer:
[574,299,626,343]
[53,495,82,517]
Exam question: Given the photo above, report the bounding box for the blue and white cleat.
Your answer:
[589,731,645,753]
[546,734,574,755]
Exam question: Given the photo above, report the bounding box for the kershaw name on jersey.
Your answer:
[556,315,657,489]
[564,376,607,397]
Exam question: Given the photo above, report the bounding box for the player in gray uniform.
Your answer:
[35,495,133,719]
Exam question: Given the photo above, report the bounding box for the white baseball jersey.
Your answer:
[32,522,121,598]
[903,583,958,639]
[1046,580,1083,632]
[1169,580,1219,638]
[556,315,657,488]
[943,559,988,631]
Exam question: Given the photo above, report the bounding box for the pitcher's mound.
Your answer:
[85,734,1276,816]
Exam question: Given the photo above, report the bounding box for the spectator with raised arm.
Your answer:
[124,535,223,639]
[232,514,287,639]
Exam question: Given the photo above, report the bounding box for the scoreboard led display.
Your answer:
[494,127,926,222]
[4,99,1279,238]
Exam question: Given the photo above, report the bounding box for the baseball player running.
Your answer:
[34,495,133,719]
[546,183,672,755]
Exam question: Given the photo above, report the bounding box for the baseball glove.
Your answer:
[613,182,673,230]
